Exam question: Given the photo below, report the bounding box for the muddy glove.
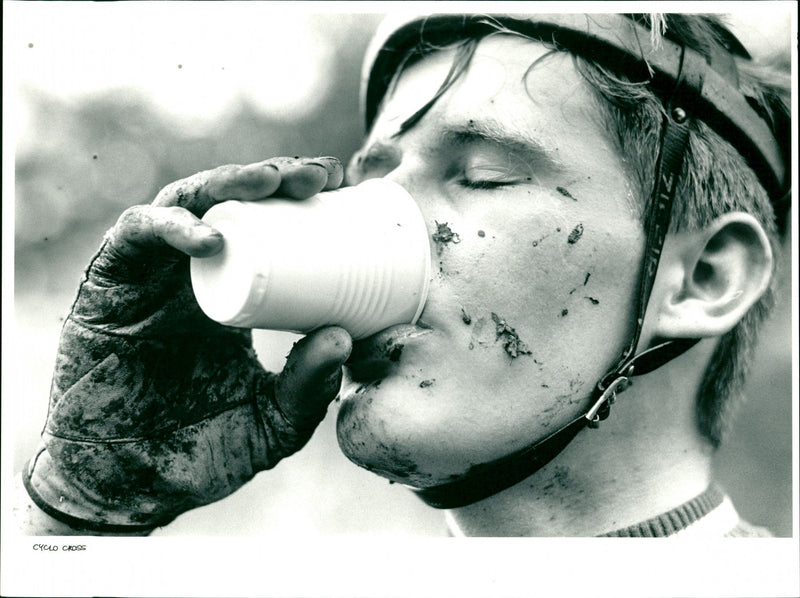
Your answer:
[23,157,351,534]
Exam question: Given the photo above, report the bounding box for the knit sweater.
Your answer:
[599,484,772,537]
[445,485,773,537]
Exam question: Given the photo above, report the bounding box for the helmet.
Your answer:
[358,13,790,509]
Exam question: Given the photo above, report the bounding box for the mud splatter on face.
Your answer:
[432,221,461,254]
[388,345,403,362]
[583,272,591,286]
[556,186,578,201]
[419,379,435,388]
[336,398,431,484]
[567,224,584,245]
[531,234,547,248]
[491,313,532,359]
[532,225,563,248]
[460,307,472,325]
[540,465,573,493]
[568,376,584,393]
[584,296,600,305]
[477,230,486,238]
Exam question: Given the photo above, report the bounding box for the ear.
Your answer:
[649,212,774,339]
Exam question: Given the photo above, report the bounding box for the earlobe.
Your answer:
[653,213,773,339]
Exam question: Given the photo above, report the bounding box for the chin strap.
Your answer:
[410,337,700,509]
[411,43,706,510]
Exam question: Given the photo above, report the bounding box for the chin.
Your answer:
[335,381,469,488]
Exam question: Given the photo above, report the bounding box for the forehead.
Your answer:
[369,34,607,150]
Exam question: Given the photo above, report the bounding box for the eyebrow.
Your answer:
[436,118,565,171]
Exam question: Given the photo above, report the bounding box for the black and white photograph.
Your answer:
[2,2,797,597]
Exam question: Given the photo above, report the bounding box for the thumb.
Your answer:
[274,327,352,429]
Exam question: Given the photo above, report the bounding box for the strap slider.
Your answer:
[586,375,631,428]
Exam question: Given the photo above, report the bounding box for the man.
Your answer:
[15,13,789,536]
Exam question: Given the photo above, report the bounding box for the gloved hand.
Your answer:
[23,157,352,534]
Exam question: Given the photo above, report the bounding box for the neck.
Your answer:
[447,340,716,537]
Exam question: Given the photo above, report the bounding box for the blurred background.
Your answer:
[5,3,794,537]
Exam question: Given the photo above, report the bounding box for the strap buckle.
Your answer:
[586,370,633,428]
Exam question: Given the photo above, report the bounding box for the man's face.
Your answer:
[337,35,645,487]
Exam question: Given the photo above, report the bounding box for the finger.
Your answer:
[108,205,224,259]
[205,161,283,203]
[265,156,344,190]
[153,162,282,215]
[275,326,353,429]
[268,156,344,198]
[313,156,345,190]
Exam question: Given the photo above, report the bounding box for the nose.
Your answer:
[381,157,440,218]
[351,141,451,222]
[347,142,403,187]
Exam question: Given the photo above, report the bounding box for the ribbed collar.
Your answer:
[444,484,730,537]
[598,484,725,537]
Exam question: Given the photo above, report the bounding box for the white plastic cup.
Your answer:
[190,179,431,340]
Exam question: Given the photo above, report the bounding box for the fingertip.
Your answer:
[323,166,345,190]
[186,228,224,258]
[302,326,353,369]
[307,156,344,190]
[318,326,354,363]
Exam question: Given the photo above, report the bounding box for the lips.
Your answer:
[345,323,433,383]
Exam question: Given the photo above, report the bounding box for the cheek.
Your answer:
[430,197,643,378]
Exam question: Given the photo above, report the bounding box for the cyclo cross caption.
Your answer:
[32,543,87,551]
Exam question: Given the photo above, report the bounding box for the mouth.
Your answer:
[344,322,433,383]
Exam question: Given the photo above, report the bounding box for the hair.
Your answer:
[382,14,790,447]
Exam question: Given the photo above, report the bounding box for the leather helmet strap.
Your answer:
[597,43,702,393]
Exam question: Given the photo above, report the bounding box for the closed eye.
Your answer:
[458,179,515,190]
[458,163,533,190]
